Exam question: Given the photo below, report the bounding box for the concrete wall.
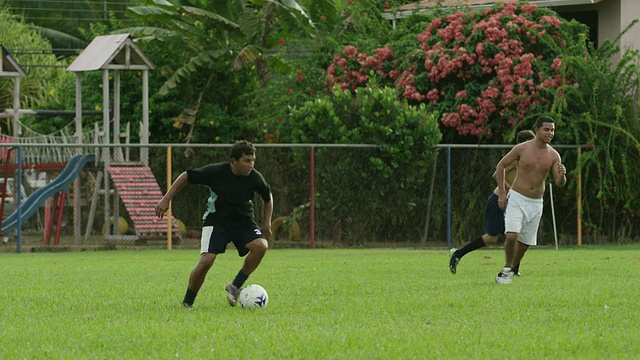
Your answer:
[619,0,640,53]
[597,0,621,46]
[597,0,621,63]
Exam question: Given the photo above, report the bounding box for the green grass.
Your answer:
[1,245,639,359]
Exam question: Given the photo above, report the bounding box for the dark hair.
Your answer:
[516,130,535,143]
[535,116,555,129]
[229,140,255,161]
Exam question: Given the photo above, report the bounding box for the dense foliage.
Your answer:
[277,85,441,243]
[327,2,588,142]
[552,23,640,239]
[2,0,640,243]
[0,8,70,133]
[323,2,640,241]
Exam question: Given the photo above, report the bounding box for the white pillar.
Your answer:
[75,73,83,151]
[102,69,111,237]
[74,72,83,244]
[13,78,20,138]
[113,70,123,162]
[102,69,110,164]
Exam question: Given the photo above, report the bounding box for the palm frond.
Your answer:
[169,20,211,42]
[158,49,227,95]
[238,2,261,39]
[278,0,312,21]
[151,0,176,6]
[260,3,279,47]
[32,27,87,49]
[232,44,264,71]
[127,5,177,18]
[182,6,240,30]
[116,27,177,39]
[269,1,315,36]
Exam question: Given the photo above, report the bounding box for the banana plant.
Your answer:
[125,0,316,92]
[123,0,322,143]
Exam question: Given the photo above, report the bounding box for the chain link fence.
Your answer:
[0,143,637,253]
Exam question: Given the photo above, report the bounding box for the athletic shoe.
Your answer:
[181,302,193,309]
[495,267,514,284]
[225,283,241,307]
[448,248,460,274]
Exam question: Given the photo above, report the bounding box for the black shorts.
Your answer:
[200,225,264,256]
[484,193,505,237]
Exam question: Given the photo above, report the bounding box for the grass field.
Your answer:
[1,245,639,359]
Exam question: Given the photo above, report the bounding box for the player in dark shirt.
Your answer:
[155,140,273,308]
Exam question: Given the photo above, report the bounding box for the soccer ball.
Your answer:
[239,284,269,309]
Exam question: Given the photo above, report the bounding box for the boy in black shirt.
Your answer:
[156,140,273,308]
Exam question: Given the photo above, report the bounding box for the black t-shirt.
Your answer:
[186,162,271,227]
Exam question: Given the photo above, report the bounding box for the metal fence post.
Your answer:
[16,146,22,253]
[167,146,172,250]
[310,146,315,249]
[446,146,451,250]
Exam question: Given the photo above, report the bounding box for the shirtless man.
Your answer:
[449,130,535,275]
[495,116,567,284]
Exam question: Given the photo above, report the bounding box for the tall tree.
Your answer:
[126,0,314,91]
[123,0,318,143]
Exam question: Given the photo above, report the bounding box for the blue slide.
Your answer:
[1,154,95,234]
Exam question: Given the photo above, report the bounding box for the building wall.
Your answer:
[620,0,640,53]
[597,0,621,47]
[558,0,639,63]
[597,0,640,62]
[597,0,621,62]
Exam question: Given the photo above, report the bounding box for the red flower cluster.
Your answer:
[326,2,571,139]
[326,45,399,90]
[265,130,280,143]
[397,3,567,137]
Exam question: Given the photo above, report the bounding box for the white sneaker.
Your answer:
[495,267,514,284]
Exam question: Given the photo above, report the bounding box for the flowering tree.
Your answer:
[327,2,586,141]
[327,45,400,91]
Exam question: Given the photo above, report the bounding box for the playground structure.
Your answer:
[1,36,182,249]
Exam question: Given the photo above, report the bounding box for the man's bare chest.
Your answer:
[519,151,554,175]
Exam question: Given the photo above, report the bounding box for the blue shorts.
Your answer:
[484,193,505,237]
[199,225,264,256]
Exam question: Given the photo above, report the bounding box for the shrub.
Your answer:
[327,2,589,142]
[0,8,70,134]
[552,22,640,242]
[277,85,441,243]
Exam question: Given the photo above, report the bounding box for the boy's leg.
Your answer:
[496,232,518,284]
[449,234,497,274]
[240,238,269,277]
[183,252,216,307]
[451,193,503,274]
[226,235,269,306]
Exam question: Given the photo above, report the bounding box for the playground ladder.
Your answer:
[107,167,181,239]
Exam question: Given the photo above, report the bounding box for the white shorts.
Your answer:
[504,190,543,246]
